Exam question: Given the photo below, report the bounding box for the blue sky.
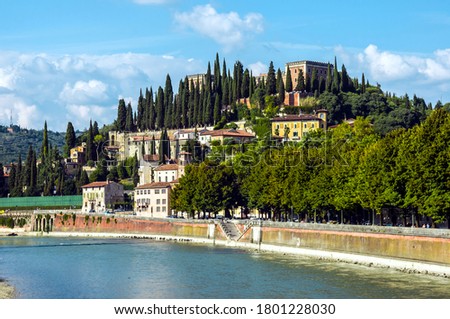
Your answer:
[1,0,450,131]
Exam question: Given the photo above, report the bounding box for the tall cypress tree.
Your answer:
[276,68,285,105]
[361,73,366,94]
[340,64,349,92]
[325,63,332,92]
[266,61,277,95]
[164,74,173,129]
[117,99,127,131]
[213,93,221,124]
[86,120,96,161]
[241,69,250,98]
[147,87,155,130]
[295,69,305,91]
[63,122,76,158]
[285,66,293,92]
[331,57,340,94]
[41,121,49,161]
[156,86,165,129]
[137,89,144,131]
[182,78,189,128]
[125,103,133,132]
[311,69,319,93]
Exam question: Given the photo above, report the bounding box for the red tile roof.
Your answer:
[81,181,111,188]
[200,129,255,138]
[135,182,171,189]
[271,114,323,122]
[154,163,179,171]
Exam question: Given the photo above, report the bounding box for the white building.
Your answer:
[135,182,171,218]
[154,163,179,183]
[81,181,124,213]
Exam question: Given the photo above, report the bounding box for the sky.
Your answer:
[1,0,450,131]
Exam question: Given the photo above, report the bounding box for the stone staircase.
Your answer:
[219,221,241,241]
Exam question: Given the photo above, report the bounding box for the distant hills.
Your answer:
[0,125,65,164]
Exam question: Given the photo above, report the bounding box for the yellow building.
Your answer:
[271,110,328,140]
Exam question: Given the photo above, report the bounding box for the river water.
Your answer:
[0,236,449,299]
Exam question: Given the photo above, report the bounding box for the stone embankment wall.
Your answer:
[51,213,227,241]
[46,213,450,265]
[257,223,450,265]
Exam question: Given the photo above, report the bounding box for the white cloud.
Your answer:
[0,94,40,128]
[174,4,264,51]
[59,80,109,105]
[0,51,204,131]
[248,62,267,76]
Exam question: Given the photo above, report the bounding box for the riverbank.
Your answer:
[33,231,450,279]
[0,279,16,299]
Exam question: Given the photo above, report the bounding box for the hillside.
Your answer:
[0,125,65,164]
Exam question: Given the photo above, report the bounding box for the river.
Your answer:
[0,236,449,299]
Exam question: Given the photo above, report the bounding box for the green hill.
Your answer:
[0,125,65,164]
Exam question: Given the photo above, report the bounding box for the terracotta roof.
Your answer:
[143,154,159,162]
[135,182,171,189]
[271,114,323,122]
[132,136,156,142]
[81,181,111,188]
[200,129,255,138]
[154,163,179,171]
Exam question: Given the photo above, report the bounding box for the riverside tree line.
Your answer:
[171,109,450,227]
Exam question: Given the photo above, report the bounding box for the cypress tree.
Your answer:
[305,73,311,93]
[150,135,156,155]
[86,120,96,161]
[213,93,221,124]
[93,121,99,137]
[125,102,133,132]
[325,63,332,92]
[9,164,16,196]
[340,64,349,92]
[295,69,305,91]
[311,69,319,93]
[182,78,189,128]
[331,57,340,94]
[137,89,144,131]
[63,122,76,158]
[191,79,198,127]
[241,69,250,98]
[41,121,49,161]
[361,73,366,94]
[285,66,293,92]
[266,61,277,95]
[117,99,127,131]
[156,86,165,129]
[276,68,285,105]
[164,74,173,129]
[147,87,155,130]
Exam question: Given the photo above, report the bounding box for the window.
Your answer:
[312,124,315,128]
[294,124,297,129]
[156,199,161,205]
[304,124,307,128]
[162,207,166,212]
[162,199,166,205]
[293,131,298,137]
[156,206,161,212]
[165,176,168,182]
[155,189,160,194]
[161,189,166,194]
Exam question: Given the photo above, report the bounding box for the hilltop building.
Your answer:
[284,60,331,88]
[271,110,328,141]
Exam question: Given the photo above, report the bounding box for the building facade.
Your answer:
[271,111,328,140]
[134,182,171,218]
[285,60,331,88]
[81,181,124,213]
